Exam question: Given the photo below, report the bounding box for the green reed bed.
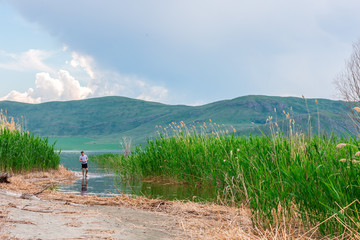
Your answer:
[0,128,60,172]
[93,132,360,235]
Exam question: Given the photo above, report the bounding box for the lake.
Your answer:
[59,150,217,201]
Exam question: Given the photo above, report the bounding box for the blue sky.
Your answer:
[0,0,360,105]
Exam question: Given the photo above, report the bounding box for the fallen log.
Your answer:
[0,173,11,183]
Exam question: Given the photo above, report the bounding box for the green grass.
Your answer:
[0,128,60,172]
[92,129,360,235]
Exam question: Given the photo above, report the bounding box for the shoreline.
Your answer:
[0,167,252,239]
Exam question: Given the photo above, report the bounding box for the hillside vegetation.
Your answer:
[0,95,355,149]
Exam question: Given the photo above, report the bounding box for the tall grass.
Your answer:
[93,120,360,235]
[0,110,60,172]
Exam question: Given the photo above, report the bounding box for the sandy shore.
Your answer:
[0,190,183,239]
[0,167,252,240]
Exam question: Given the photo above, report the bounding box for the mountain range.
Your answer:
[0,95,355,150]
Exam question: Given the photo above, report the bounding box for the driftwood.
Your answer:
[19,183,56,200]
[34,183,56,196]
[0,173,10,183]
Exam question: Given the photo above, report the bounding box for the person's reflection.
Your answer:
[81,177,88,195]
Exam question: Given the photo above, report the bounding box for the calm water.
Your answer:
[59,150,216,201]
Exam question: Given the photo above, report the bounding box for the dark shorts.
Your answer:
[81,163,88,169]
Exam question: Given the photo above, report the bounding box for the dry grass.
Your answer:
[0,109,18,132]
[65,221,84,227]
[0,165,76,194]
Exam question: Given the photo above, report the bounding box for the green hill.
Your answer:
[0,95,355,150]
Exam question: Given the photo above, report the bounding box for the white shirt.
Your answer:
[79,155,88,164]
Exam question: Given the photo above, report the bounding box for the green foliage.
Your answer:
[0,128,60,172]
[93,132,360,235]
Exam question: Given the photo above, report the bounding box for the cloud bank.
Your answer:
[0,49,54,73]
[0,70,92,103]
[3,0,360,103]
[0,50,169,103]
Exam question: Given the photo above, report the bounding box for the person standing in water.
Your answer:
[79,151,88,177]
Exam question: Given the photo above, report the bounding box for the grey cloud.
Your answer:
[5,0,360,103]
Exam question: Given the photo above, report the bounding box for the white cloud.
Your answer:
[1,50,169,103]
[70,52,95,79]
[88,71,169,103]
[0,70,92,103]
[68,52,169,103]
[1,88,41,104]
[187,100,206,106]
[137,86,168,102]
[0,49,54,73]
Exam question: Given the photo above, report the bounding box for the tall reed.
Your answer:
[93,121,360,236]
[0,110,60,172]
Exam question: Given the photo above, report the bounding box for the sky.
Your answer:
[0,0,359,105]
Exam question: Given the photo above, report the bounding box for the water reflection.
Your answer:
[113,177,217,202]
[80,177,88,196]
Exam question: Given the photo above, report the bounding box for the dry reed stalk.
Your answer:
[299,200,360,240]
[0,109,20,132]
[65,221,83,227]
[336,143,347,148]
[120,136,132,156]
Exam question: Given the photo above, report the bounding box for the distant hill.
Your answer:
[0,95,355,150]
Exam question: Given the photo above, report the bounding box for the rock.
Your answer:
[0,173,10,183]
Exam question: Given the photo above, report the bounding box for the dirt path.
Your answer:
[0,190,182,239]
